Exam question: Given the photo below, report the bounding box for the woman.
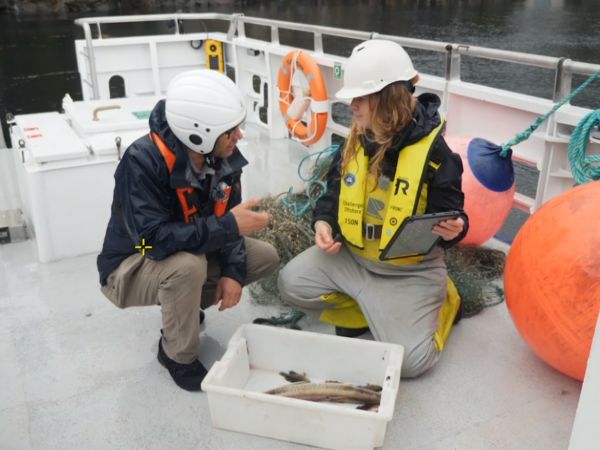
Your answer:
[277,40,469,378]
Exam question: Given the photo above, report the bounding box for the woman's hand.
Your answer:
[432,217,465,241]
[315,221,342,255]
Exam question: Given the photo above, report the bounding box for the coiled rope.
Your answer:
[568,109,600,185]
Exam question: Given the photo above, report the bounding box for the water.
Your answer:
[1,0,599,241]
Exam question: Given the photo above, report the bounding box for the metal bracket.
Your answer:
[18,139,25,163]
[553,57,572,103]
[271,26,279,46]
[115,136,122,160]
[445,44,461,81]
[314,32,323,54]
[227,13,244,41]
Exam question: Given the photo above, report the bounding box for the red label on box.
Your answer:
[27,134,43,139]
[24,127,39,131]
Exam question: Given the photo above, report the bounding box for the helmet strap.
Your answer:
[205,153,224,171]
[205,153,216,167]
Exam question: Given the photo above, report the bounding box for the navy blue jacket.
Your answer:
[97,100,247,286]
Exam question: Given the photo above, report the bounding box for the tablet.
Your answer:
[379,211,461,261]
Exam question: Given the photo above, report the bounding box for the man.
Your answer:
[97,69,278,391]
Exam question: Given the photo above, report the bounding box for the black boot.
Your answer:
[335,326,370,338]
[157,337,208,391]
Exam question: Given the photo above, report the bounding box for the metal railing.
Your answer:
[74,13,600,103]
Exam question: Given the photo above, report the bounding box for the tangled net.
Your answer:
[248,147,507,327]
[248,193,318,306]
[444,245,506,317]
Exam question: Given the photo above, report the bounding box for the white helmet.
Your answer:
[165,69,246,155]
[335,40,418,99]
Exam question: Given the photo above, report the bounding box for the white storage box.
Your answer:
[201,324,404,450]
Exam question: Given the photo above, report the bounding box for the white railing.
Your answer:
[74,13,600,103]
[73,13,597,218]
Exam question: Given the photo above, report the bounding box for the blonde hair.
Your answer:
[341,76,419,191]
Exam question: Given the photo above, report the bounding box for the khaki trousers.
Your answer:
[101,238,279,364]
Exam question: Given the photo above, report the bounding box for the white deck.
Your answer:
[2,12,599,449]
[0,124,583,450]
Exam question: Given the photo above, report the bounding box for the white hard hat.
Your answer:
[165,69,246,155]
[335,40,418,99]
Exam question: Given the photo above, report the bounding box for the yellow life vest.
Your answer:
[338,121,445,265]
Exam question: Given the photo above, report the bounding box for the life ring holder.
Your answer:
[277,50,329,146]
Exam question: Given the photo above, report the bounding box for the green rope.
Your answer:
[500,68,600,158]
[568,109,600,185]
[297,145,339,182]
[281,145,338,217]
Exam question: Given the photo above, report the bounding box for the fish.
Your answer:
[356,403,380,412]
[264,371,382,411]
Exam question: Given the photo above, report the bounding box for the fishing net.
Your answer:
[444,245,506,317]
[249,147,507,327]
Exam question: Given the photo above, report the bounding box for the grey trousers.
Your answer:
[277,244,448,378]
[101,238,279,364]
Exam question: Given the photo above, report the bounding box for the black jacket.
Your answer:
[97,100,247,286]
[312,93,469,249]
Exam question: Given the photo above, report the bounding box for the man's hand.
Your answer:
[432,217,465,241]
[315,221,342,255]
[230,198,271,236]
[214,277,243,311]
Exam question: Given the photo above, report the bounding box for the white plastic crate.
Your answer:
[201,324,404,450]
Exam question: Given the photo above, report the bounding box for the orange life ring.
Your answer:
[277,50,329,146]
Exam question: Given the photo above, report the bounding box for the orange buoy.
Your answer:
[504,180,600,381]
[445,136,516,245]
[277,50,329,145]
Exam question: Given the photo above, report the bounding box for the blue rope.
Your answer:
[281,144,339,217]
[500,69,600,158]
[297,144,339,182]
[568,109,600,185]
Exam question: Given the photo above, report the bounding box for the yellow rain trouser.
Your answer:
[319,277,461,352]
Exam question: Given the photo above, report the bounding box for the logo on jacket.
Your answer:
[344,173,356,187]
[394,178,410,196]
[366,198,385,220]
